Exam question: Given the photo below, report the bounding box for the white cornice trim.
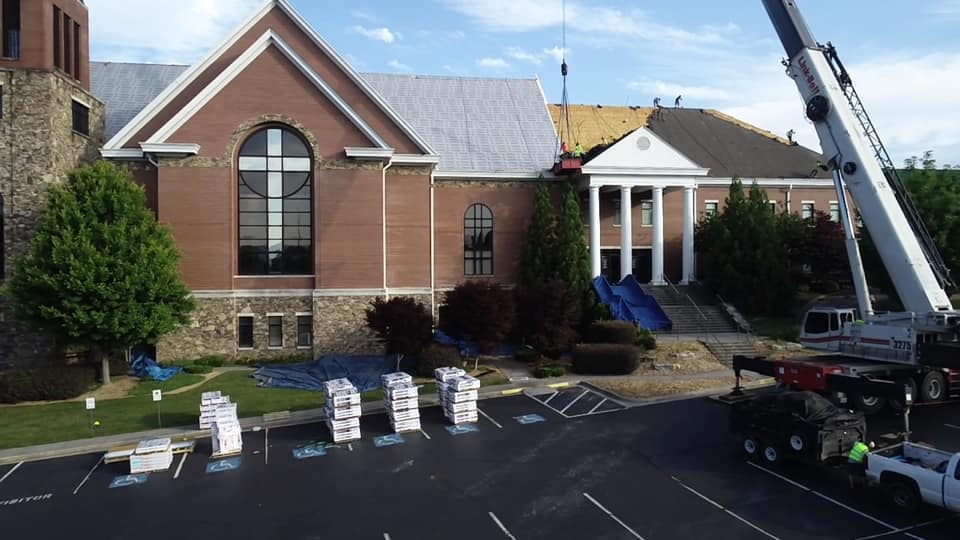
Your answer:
[193,289,314,298]
[434,170,557,180]
[345,147,394,160]
[393,154,441,165]
[140,142,200,155]
[581,165,710,177]
[102,0,278,150]
[146,30,389,149]
[100,148,145,159]
[697,177,834,187]
[313,289,385,297]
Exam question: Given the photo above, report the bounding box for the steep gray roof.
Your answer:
[89,62,557,175]
[90,61,188,141]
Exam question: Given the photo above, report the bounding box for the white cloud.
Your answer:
[477,57,510,69]
[543,46,569,62]
[87,0,262,63]
[351,10,380,23]
[930,0,960,17]
[627,80,733,102]
[506,47,542,64]
[351,25,400,44]
[387,59,413,72]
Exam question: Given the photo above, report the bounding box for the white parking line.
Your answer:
[945,423,960,431]
[587,398,608,415]
[265,427,270,465]
[488,511,517,539]
[854,517,956,540]
[0,462,23,484]
[73,456,103,495]
[383,533,391,540]
[477,408,503,429]
[542,391,559,405]
[559,389,589,414]
[747,462,910,538]
[670,476,779,540]
[173,454,188,479]
[582,492,645,539]
[419,428,432,440]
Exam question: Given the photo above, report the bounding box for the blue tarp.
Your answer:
[130,352,183,382]
[250,354,406,393]
[592,275,673,331]
[433,330,517,357]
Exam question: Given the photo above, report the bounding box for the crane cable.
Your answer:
[555,0,573,160]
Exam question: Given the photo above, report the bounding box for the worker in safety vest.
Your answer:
[848,439,874,488]
[573,142,583,158]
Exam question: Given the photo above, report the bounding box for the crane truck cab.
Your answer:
[800,307,858,351]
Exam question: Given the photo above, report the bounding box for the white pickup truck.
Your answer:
[865,442,960,512]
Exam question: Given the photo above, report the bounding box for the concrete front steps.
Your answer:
[641,284,740,335]
[703,339,760,366]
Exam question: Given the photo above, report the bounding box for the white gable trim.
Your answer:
[345,147,393,160]
[140,142,200,155]
[146,30,389,148]
[103,0,435,156]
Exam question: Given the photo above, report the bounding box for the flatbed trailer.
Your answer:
[732,354,960,414]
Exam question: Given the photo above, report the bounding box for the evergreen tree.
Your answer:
[4,161,195,383]
[555,182,592,292]
[519,179,556,286]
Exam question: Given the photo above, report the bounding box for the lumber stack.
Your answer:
[435,367,480,424]
[324,378,361,443]
[382,372,420,433]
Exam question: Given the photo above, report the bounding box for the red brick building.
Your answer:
[3,0,841,361]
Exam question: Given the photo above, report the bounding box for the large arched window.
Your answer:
[464,203,493,276]
[238,126,313,275]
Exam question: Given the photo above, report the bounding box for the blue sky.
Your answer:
[87,0,960,165]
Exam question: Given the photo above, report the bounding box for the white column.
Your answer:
[681,186,695,284]
[651,186,665,285]
[589,186,601,278]
[620,186,632,279]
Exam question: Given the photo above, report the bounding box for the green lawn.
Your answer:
[750,316,801,341]
[127,373,206,397]
[0,369,511,451]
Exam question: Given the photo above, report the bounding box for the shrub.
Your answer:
[533,365,566,378]
[238,353,311,365]
[194,355,227,367]
[515,279,581,358]
[0,366,97,403]
[417,343,462,377]
[584,321,637,345]
[813,280,841,294]
[439,281,516,354]
[182,364,212,374]
[515,346,542,365]
[365,297,434,356]
[636,327,657,350]
[571,344,641,375]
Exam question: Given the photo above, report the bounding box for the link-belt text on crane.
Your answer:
[797,55,821,96]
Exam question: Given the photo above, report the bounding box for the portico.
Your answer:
[581,127,709,285]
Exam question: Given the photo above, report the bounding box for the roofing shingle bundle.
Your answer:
[435,367,480,424]
[324,378,361,443]
[211,402,242,458]
[382,372,421,433]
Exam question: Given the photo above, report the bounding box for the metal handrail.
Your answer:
[663,277,721,348]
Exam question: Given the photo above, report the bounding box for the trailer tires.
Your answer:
[919,371,946,403]
[883,478,920,513]
[855,394,886,414]
[789,434,806,452]
[761,442,782,466]
[742,436,759,457]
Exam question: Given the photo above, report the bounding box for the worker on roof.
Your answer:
[573,142,583,158]
[653,96,661,108]
[847,438,874,488]
[674,95,683,108]
[560,140,568,158]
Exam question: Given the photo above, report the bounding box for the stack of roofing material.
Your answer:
[211,402,242,458]
[382,372,420,433]
[199,391,232,429]
[435,367,480,424]
[129,438,174,474]
[324,378,361,443]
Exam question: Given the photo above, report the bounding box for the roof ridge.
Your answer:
[703,109,793,146]
[91,59,190,68]
[361,71,538,82]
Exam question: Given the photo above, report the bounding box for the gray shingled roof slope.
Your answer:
[361,73,556,173]
[90,61,188,140]
[89,62,558,174]
[646,108,830,179]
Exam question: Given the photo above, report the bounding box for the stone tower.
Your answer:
[0,0,105,365]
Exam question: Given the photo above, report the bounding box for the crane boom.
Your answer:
[761,0,953,315]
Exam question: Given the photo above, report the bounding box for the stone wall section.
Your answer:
[0,69,104,366]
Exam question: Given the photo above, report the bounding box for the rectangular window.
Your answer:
[613,195,621,226]
[704,201,719,217]
[296,314,312,348]
[71,100,89,135]
[62,13,71,77]
[237,316,254,349]
[640,200,653,226]
[2,0,21,59]
[829,202,840,222]
[73,21,79,80]
[768,201,777,212]
[267,315,283,348]
[53,6,61,68]
[801,202,815,220]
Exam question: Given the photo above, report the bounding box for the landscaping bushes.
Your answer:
[585,321,638,345]
[439,281,515,354]
[636,327,657,350]
[416,343,462,377]
[533,365,567,378]
[0,365,97,403]
[515,279,581,358]
[194,355,228,367]
[182,364,213,374]
[571,344,641,375]
[365,296,434,356]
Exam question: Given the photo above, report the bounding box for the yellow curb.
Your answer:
[500,388,524,396]
[547,382,571,389]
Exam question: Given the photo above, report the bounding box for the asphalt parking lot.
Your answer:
[0,385,956,539]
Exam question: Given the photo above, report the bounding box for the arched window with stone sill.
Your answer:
[237,126,313,275]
